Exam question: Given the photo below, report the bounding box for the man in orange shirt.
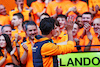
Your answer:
[63,0,88,18]
[31,0,46,26]
[20,21,38,67]
[84,18,100,51]
[89,0,100,19]
[0,5,10,26]
[76,15,84,38]
[46,0,72,18]
[33,17,74,67]
[56,14,67,33]
[9,0,33,21]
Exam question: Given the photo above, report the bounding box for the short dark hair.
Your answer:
[13,13,24,21]
[39,18,55,35]
[76,15,82,20]
[82,12,93,19]
[56,14,67,19]
[1,25,11,33]
[40,13,50,18]
[25,21,37,31]
[54,20,60,27]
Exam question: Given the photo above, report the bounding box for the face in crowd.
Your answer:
[0,5,6,15]
[72,23,79,36]
[26,25,38,40]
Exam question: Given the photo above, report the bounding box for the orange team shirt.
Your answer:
[83,34,100,51]
[46,1,72,16]
[20,37,34,67]
[89,0,100,19]
[33,36,74,67]
[52,31,68,43]
[0,49,18,67]
[11,29,26,44]
[9,7,30,21]
[63,1,88,17]
[31,1,45,26]
[0,0,28,14]
[77,28,84,38]
[0,15,10,25]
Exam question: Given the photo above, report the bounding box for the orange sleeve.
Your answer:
[41,41,74,56]
[46,3,52,16]
[89,0,93,8]
[20,44,25,58]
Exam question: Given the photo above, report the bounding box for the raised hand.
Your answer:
[65,16,75,31]
[55,6,62,15]
[4,49,7,58]
[22,44,28,52]
[15,34,21,43]
[95,5,99,12]
[10,47,16,56]
[84,22,91,34]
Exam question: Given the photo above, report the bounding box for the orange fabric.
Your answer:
[9,7,30,21]
[12,29,26,44]
[52,31,68,43]
[46,1,72,16]
[77,28,84,38]
[63,1,88,17]
[0,15,10,25]
[0,49,18,67]
[34,36,74,67]
[20,37,34,67]
[31,1,45,26]
[0,0,28,14]
[89,0,100,19]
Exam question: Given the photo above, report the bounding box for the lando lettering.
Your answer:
[60,57,100,66]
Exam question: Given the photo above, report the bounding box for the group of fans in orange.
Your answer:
[0,0,100,67]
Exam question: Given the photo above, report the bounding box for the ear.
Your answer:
[19,18,23,23]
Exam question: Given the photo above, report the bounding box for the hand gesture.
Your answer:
[84,22,91,34]
[10,47,16,56]
[87,32,93,41]
[65,16,75,31]
[15,34,21,43]
[22,44,28,52]
[95,5,99,12]
[55,6,62,15]
[4,49,7,58]
[29,7,33,13]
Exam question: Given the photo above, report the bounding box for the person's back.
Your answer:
[33,18,74,67]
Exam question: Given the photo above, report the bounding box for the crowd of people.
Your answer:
[0,0,100,67]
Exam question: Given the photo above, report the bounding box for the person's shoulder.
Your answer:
[78,1,87,5]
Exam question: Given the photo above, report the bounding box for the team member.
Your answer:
[20,21,38,67]
[32,17,74,67]
[0,5,10,25]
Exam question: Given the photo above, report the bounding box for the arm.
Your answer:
[0,49,7,66]
[10,47,19,65]
[41,41,74,56]
[20,44,28,64]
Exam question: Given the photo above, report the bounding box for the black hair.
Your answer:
[25,21,37,31]
[1,25,11,33]
[56,14,67,19]
[22,20,29,29]
[13,13,24,21]
[82,12,93,19]
[0,34,12,56]
[39,17,55,35]
[40,13,50,18]
[76,15,82,20]
[54,20,60,27]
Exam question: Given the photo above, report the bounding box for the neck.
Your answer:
[42,34,52,39]
[18,23,23,31]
